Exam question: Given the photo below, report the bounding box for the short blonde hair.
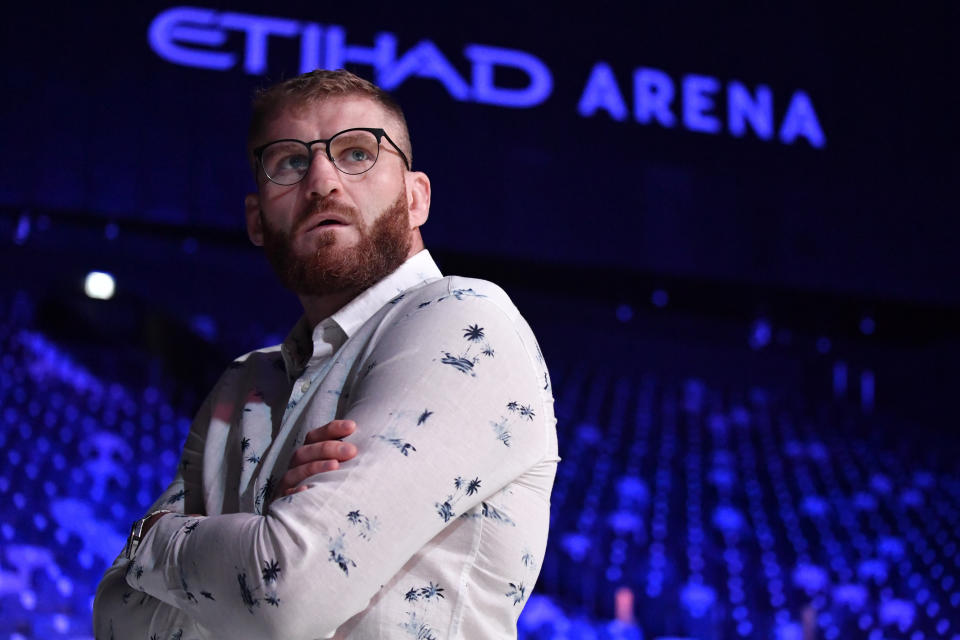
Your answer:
[248,69,413,167]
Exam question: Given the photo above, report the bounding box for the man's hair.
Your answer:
[248,69,413,167]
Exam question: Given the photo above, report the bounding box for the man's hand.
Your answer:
[277,419,358,496]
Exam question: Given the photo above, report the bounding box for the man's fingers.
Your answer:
[288,441,357,468]
[274,420,358,497]
[303,419,356,445]
[277,459,339,497]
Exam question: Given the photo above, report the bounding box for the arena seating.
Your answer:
[0,289,957,639]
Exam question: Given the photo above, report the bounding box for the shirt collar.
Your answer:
[280,250,442,380]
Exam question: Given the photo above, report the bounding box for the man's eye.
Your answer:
[280,154,309,170]
[345,148,369,162]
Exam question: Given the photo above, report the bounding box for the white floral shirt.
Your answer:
[93,250,559,639]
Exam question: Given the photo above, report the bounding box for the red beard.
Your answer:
[260,188,412,298]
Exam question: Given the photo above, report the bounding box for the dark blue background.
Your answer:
[1,4,958,639]
[2,2,954,305]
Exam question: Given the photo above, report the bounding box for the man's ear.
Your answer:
[406,171,431,229]
[245,193,264,246]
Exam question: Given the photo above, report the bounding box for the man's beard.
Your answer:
[260,188,412,298]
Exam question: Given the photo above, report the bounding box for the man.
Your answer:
[93,69,558,639]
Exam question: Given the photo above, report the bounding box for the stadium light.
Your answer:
[84,271,116,300]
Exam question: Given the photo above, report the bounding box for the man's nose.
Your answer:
[304,149,342,198]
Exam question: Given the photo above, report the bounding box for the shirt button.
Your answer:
[300,381,311,393]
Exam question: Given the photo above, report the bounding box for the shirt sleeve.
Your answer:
[128,288,553,639]
[93,394,211,639]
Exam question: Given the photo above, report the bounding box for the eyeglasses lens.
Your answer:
[260,130,381,185]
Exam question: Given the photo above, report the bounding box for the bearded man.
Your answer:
[93,69,558,639]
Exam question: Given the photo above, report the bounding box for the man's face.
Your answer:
[247,96,420,297]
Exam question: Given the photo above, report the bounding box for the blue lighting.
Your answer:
[860,316,876,335]
[651,289,668,308]
[14,213,31,245]
[578,62,628,121]
[749,318,772,350]
[466,44,554,108]
[148,7,236,71]
[682,74,723,134]
[615,304,634,323]
[860,369,875,412]
[816,337,831,354]
[680,581,716,617]
[190,314,218,341]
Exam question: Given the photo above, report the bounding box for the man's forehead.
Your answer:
[267,95,395,136]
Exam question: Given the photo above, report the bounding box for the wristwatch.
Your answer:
[124,510,173,559]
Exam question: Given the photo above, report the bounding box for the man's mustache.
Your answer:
[293,198,360,232]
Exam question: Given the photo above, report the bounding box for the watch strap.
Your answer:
[124,509,173,559]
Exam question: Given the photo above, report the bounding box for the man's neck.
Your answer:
[297,239,426,329]
[298,289,362,329]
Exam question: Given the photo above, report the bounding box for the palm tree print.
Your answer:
[265,595,280,607]
[240,437,250,452]
[237,572,259,612]
[181,573,197,604]
[255,475,276,513]
[494,399,534,446]
[505,581,527,606]
[441,352,477,375]
[459,501,516,525]
[466,478,482,496]
[201,591,215,601]
[183,520,199,534]
[463,324,485,342]
[165,489,187,505]
[403,582,445,602]
[346,510,379,540]
[419,582,445,600]
[521,549,536,569]
[435,476,482,521]
[327,531,357,575]
[399,580,446,640]
[261,559,281,583]
[490,417,511,447]
[451,288,486,300]
[441,324,496,376]
[417,409,433,425]
[435,499,455,523]
[373,434,417,456]
[480,502,516,526]
[399,612,438,640]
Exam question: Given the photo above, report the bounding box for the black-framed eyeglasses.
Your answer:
[253,127,410,186]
